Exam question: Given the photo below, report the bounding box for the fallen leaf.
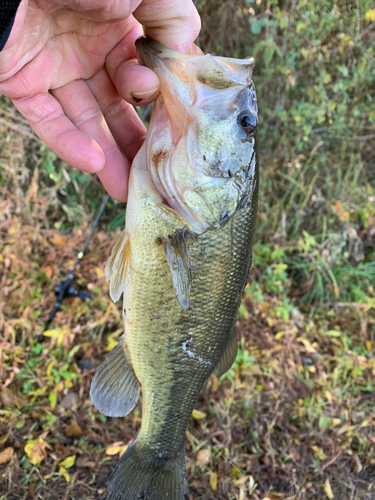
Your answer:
[76,458,96,468]
[25,437,47,465]
[235,476,249,485]
[210,471,217,491]
[192,409,206,420]
[49,235,68,247]
[353,452,362,473]
[106,442,128,456]
[61,392,78,409]
[95,267,104,278]
[44,266,52,279]
[1,388,27,408]
[324,479,334,499]
[65,419,82,437]
[196,449,210,467]
[59,466,70,483]
[60,455,76,469]
[0,447,14,464]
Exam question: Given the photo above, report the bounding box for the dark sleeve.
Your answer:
[0,0,22,51]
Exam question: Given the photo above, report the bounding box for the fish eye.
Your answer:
[238,110,257,134]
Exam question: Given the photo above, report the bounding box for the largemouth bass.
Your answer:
[90,37,259,500]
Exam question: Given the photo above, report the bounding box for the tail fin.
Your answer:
[106,441,185,500]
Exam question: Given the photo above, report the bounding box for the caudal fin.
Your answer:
[106,441,185,500]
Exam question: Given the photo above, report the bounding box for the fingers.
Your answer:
[51,80,132,201]
[134,0,201,52]
[13,92,106,173]
[107,4,200,106]
[86,67,146,163]
[106,22,160,107]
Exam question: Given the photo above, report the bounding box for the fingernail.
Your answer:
[131,88,159,102]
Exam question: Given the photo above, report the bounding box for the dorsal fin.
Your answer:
[105,230,130,303]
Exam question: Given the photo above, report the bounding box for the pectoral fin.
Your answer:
[90,337,140,417]
[214,324,238,378]
[105,229,130,303]
[162,231,192,310]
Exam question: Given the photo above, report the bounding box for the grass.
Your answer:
[1,0,375,498]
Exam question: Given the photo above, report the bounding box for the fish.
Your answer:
[90,36,259,500]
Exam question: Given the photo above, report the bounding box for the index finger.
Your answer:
[133,0,201,52]
[106,1,200,107]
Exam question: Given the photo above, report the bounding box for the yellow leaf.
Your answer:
[366,341,372,351]
[65,420,82,437]
[296,337,317,353]
[24,437,47,465]
[60,455,76,469]
[65,379,73,389]
[365,9,375,22]
[275,331,285,340]
[59,466,70,483]
[43,328,69,338]
[324,479,334,499]
[106,337,119,352]
[119,445,128,457]
[196,449,210,467]
[235,476,249,485]
[0,447,14,464]
[325,390,332,403]
[46,361,55,377]
[95,267,104,278]
[106,442,126,456]
[192,409,206,420]
[210,472,218,492]
[49,234,68,247]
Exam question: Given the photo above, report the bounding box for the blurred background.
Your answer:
[0,1,374,499]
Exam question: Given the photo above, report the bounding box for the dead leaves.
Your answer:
[324,478,334,499]
[196,448,210,467]
[48,235,68,247]
[65,419,82,438]
[0,388,27,408]
[0,447,14,464]
[106,442,128,457]
[191,409,206,420]
[59,455,76,483]
[24,437,47,465]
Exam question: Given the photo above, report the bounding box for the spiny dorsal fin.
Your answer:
[162,231,191,310]
[214,324,238,379]
[105,229,130,303]
[90,337,140,418]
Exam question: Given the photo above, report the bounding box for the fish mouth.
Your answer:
[136,36,254,88]
[136,37,190,69]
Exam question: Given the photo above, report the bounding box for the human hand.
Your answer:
[0,0,200,201]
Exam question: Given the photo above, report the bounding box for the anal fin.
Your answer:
[214,324,238,379]
[105,229,130,303]
[162,231,192,310]
[90,337,140,417]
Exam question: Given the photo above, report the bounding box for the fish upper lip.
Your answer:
[135,36,190,66]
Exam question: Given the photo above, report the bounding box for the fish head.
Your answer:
[136,37,258,233]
